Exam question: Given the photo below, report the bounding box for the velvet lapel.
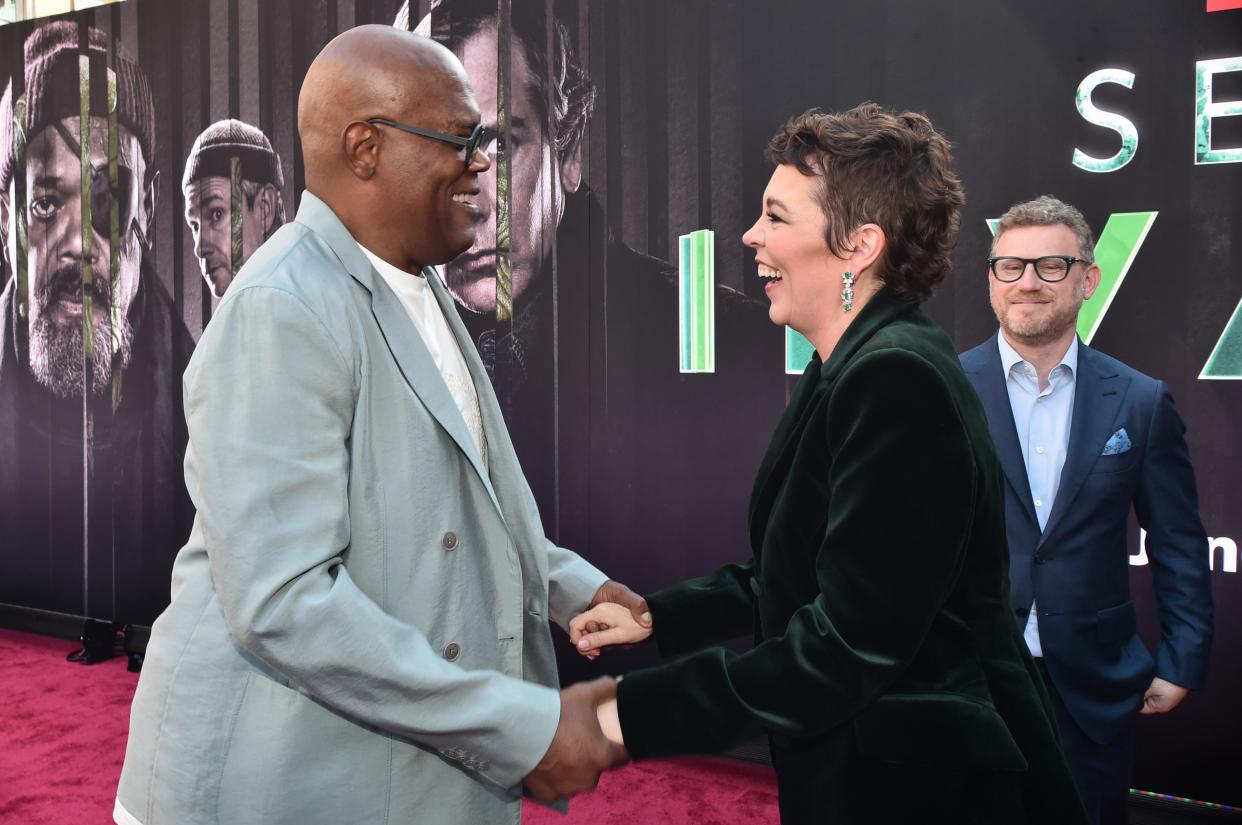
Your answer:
[747,289,915,557]
[747,354,824,556]
[1038,342,1127,546]
[964,333,1039,528]
[294,192,505,523]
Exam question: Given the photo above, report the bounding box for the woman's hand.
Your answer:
[569,602,654,659]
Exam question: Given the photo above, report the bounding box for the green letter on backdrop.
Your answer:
[679,229,716,373]
[1073,69,1139,173]
[1201,298,1242,379]
[1196,56,1242,165]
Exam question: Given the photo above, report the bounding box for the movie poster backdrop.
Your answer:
[0,0,1237,805]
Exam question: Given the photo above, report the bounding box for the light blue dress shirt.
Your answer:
[998,333,1078,658]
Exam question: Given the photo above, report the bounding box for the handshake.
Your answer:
[522,581,656,804]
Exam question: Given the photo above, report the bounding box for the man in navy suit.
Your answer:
[961,196,1212,825]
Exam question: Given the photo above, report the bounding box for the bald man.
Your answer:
[114,26,638,825]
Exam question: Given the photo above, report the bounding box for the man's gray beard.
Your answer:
[27,312,134,399]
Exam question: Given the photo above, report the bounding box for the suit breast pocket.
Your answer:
[1082,454,1140,504]
[1090,445,1141,476]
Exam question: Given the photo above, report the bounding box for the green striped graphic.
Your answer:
[678,229,715,373]
[79,56,95,364]
[107,68,123,408]
[785,327,814,374]
[13,93,28,322]
[1201,296,1242,379]
[985,212,1157,345]
[230,156,243,279]
[1080,212,1158,344]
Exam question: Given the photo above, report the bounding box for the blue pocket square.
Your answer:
[1102,428,1131,456]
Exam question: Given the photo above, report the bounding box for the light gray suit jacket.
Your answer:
[116,192,607,824]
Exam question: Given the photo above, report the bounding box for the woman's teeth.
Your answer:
[758,264,782,280]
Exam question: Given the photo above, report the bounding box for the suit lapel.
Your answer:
[748,358,825,555]
[293,193,505,523]
[1039,343,1127,545]
[965,334,1039,528]
[423,267,525,516]
[747,290,915,556]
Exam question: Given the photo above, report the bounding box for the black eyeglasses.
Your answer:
[987,255,1093,283]
[366,118,486,171]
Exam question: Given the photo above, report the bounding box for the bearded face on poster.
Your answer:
[1,22,158,400]
[0,20,195,626]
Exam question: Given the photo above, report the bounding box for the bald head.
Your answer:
[295,24,488,274]
[298,24,472,190]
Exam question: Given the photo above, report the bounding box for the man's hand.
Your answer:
[570,602,653,658]
[1139,676,1189,715]
[524,677,629,804]
[590,580,651,627]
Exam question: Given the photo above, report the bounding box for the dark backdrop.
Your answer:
[0,0,1238,806]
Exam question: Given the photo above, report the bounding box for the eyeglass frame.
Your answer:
[365,118,486,170]
[986,255,1094,283]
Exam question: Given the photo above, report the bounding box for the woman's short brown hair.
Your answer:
[764,103,964,303]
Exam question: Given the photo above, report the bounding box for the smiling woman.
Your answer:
[573,103,1091,824]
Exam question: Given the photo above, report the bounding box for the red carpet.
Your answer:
[0,629,779,824]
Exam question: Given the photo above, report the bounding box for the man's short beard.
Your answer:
[28,308,134,400]
[991,280,1087,347]
[1000,302,1080,346]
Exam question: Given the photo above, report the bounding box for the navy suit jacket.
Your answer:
[961,333,1212,745]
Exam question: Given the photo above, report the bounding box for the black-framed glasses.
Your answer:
[366,118,485,170]
[987,255,1092,283]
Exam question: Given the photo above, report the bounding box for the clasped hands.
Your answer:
[523,580,654,804]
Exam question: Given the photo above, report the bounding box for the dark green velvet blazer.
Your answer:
[616,289,1088,825]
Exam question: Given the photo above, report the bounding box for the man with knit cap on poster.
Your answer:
[0,21,195,628]
[182,119,286,299]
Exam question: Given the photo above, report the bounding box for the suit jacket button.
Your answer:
[442,532,459,551]
[1015,607,1029,618]
[749,577,762,597]
[1034,554,1046,565]
[443,642,461,661]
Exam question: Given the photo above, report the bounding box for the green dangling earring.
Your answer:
[841,270,855,312]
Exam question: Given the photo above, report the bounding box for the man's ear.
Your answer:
[560,140,583,195]
[258,183,279,233]
[344,122,380,180]
[1082,261,1102,301]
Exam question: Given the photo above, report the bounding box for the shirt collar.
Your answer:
[997,332,1078,380]
[357,243,427,283]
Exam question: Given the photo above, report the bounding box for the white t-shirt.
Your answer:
[359,245,488,470]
